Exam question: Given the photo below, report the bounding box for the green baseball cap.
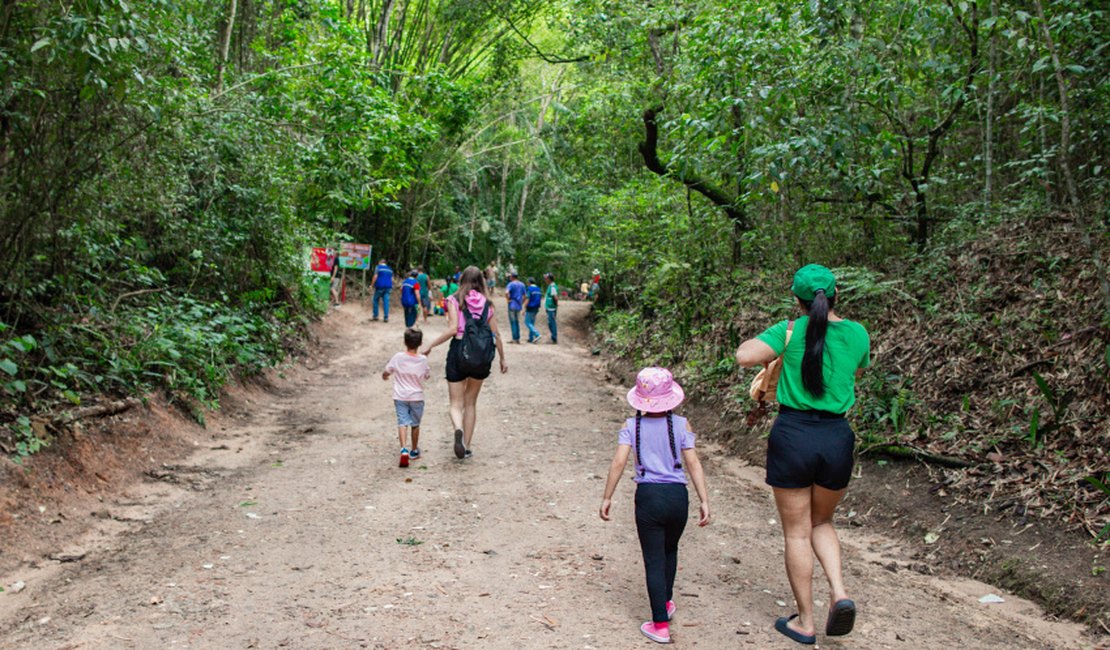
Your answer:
[791,264,836,302]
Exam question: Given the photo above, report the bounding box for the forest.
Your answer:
[0,0,1106,628]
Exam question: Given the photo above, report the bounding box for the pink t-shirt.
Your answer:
[385,352,430,402]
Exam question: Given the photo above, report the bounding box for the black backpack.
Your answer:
[457,303,495,374]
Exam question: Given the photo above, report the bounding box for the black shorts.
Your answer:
[445,338,491,383]
[765,406,855,490]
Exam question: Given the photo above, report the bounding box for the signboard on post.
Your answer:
[309,247,337,273]
[338,243,372,270]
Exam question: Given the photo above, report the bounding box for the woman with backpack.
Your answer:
[734,264,870,646]
[421,266,508,459]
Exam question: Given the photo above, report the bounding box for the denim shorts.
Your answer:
[394,400,425,427]
[766,406,855,490]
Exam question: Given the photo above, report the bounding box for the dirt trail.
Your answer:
[0,301,1096,649]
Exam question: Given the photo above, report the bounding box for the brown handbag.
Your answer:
[746,320,793,425]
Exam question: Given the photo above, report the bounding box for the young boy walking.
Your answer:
[382,329,431,467]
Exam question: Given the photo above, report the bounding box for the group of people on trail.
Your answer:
[379,261,868,647]
[600,264,869,646]
[371,258,562,344]
[369,260,434,328]
[504,272,559,344]
[381,265,508,465]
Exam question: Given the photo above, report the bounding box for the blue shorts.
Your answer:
[766,406,855,490]
[394,400,425,427]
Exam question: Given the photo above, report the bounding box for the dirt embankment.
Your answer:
[0,300,1100,648]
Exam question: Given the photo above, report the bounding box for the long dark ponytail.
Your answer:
[800,289,836,397]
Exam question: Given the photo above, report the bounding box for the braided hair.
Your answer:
[634,410,682,478]
[634,411,642,476]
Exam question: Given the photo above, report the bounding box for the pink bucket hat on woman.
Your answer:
[627,367,685,413]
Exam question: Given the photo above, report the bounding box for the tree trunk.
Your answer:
[371,0,395,66]
[499,158,508,225]
[216,0,239,92]
[1032,0,1110,321]
[983,0,997,214]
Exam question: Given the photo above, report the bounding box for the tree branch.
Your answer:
[638,106,748,229]
[503,14,591,64]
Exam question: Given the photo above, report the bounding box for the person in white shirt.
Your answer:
[382,329,431,467]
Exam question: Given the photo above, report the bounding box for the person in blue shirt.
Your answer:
[416,265,431,322]
[524,277,543,343]
[371,259,394,322]
[504,272,527,344]
[401,270,421,327]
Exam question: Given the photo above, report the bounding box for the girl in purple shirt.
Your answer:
[599,367,711,644]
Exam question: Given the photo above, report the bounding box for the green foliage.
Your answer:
[1084,474,1110,543]
[1026,371,1076,449]
[0,0,511,456]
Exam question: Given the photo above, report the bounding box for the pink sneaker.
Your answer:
[640,621,671,644]
[666,600,676,621]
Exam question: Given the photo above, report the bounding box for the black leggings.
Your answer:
[634,482,689,623]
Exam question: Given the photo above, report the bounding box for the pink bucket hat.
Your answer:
[627,367,685,413]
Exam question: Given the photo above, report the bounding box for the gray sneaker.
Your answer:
[453,429,466,459]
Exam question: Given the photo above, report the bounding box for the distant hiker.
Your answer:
[417,266,431,322]
[443,276,459,319]
[590,269,601,301]
[401,270,421,328]
[329,256,343,307]
[543,272,559,344]
[382,328,431,468]
[371,259,394,322]
[599,367,710,645]
[485,262,497,294]
[421,266,508,460]
[524,277,543,343]
[505,272,526,344]
[734,264,870,645]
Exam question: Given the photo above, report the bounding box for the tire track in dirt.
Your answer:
[0,301,1095,649]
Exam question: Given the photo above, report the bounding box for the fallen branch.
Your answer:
[1009,358,1055,377]
[110,288,168,313]
[56,398,143,425]
[860,443,976,469]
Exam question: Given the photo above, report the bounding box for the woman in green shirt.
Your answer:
[735,264,870,646]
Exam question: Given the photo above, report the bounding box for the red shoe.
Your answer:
[399,448,410,468]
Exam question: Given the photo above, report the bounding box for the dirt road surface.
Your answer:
[0,301,1095,649]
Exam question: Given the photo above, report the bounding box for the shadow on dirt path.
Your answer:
[0,300,1096,648]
